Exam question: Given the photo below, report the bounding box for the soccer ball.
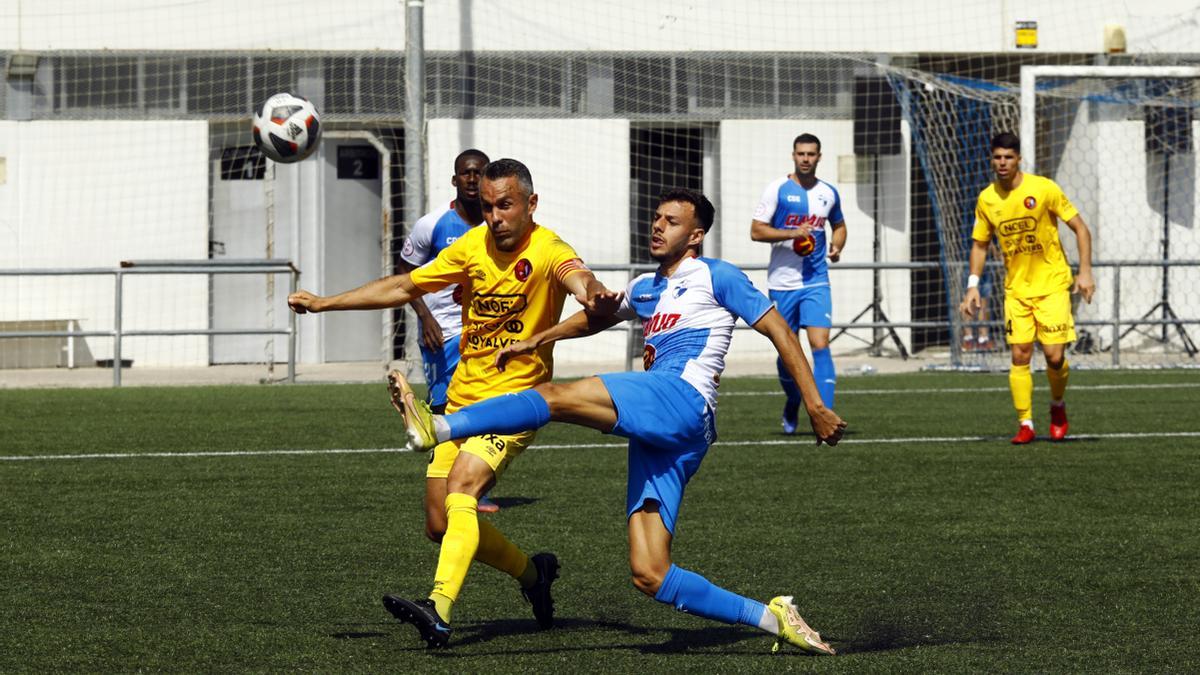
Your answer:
[251,93,321,163]
[792,233,816,256]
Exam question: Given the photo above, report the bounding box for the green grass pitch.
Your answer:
[2,369,1199,672]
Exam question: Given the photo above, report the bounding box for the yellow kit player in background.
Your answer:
[960,133,1095,445]
[288,158,619,648]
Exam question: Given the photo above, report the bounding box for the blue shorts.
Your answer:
[770,285,832,330]
[419,334,461,409]
[598,371,716,535]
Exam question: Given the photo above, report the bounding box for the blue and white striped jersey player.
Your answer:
[391,188,847,655]
[751,133,847,434]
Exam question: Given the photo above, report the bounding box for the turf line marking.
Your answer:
[6,431,1200,462]
[723,382,1200,396]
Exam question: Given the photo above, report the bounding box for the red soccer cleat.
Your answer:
[1049,403,1069,441]
[1011,425,1036,445]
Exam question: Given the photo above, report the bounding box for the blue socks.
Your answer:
[779,348,837,411]
[811,347,836,409]
[775,356,802,410]
[653,564,766,627]
[443,390,552,439]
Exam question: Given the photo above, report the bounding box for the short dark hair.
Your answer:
[454,148,489,171]
[482,158,534,195]
[658,188,715,233]
[793,133,822,152]
[991,132,1021,153]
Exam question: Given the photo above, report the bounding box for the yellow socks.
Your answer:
[1009,363,1033,423]
[475,519,532,584]
[1047,359,1069,402]
[430,492,480,622]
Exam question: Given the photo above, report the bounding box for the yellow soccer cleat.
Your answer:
[386,370,438,452]
[767,596,836,655]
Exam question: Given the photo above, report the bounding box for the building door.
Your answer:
[320,139,385,362]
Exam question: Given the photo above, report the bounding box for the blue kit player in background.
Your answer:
[390,188,847,655]
[397,148,498,513]
[750,133,847,435]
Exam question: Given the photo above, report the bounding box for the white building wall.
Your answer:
[2,1,1198,54]
[428,118,630,368]
[0,121,210,366]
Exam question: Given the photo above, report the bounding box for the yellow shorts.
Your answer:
[1004,289,1076,345]
[425,430,536,479]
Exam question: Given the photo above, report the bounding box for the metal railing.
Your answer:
[1,258,1196,385]
[0,260,299,386]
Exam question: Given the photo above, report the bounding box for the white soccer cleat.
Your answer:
[767,595,836,655]
[386,370,438,452]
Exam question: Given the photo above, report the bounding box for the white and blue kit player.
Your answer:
[750,133,847,434]
[393,189,846,655]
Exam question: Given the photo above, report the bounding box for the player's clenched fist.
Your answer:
[288,290,322,314]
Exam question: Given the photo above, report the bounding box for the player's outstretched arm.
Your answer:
[752,307,846,445]
[287,273,425,314]
[958,239,990,318]
[563,271,623,315]
[494,309,624,371]
[1065,214,1095,304]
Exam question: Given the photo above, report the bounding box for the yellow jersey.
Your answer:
[409,223,587,410]
[972,173,1080,299]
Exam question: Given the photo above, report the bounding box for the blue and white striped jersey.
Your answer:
[401,202,473,339]
[615,256,772,411]
[753,176,844,290]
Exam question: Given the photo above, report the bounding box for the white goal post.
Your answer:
[1019,65,1200,173]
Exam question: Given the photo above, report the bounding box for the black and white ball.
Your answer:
[251,93,321,163]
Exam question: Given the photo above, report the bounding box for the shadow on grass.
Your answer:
[486,496,540,509]
[369,616,820,658]
[835,580,1006,654]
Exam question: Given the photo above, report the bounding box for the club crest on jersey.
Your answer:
[1024,196,1037,209]
[642,343,657,370]
[672,285,688,298]
[514,258,532,282]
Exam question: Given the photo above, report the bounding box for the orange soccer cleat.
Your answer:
[1011,424,1036,445]
[1049,403,1069,441]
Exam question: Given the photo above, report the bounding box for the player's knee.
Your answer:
[1010,344,1034,365]
[1045,352,1066,369]
[629,561,668,597]
[533,382,573,417]
[425,521,446,543]
[630,571,661,597]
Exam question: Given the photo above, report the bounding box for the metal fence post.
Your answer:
[113,270,124,387]
[1112,265,1121,367]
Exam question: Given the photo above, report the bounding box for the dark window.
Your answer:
[629,126,704,264]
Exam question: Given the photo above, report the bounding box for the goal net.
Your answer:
[888,62,1200,369]
[2,4,1199,385]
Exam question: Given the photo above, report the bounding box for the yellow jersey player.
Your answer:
[960,133,1095,444]
[287,158,620,648]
